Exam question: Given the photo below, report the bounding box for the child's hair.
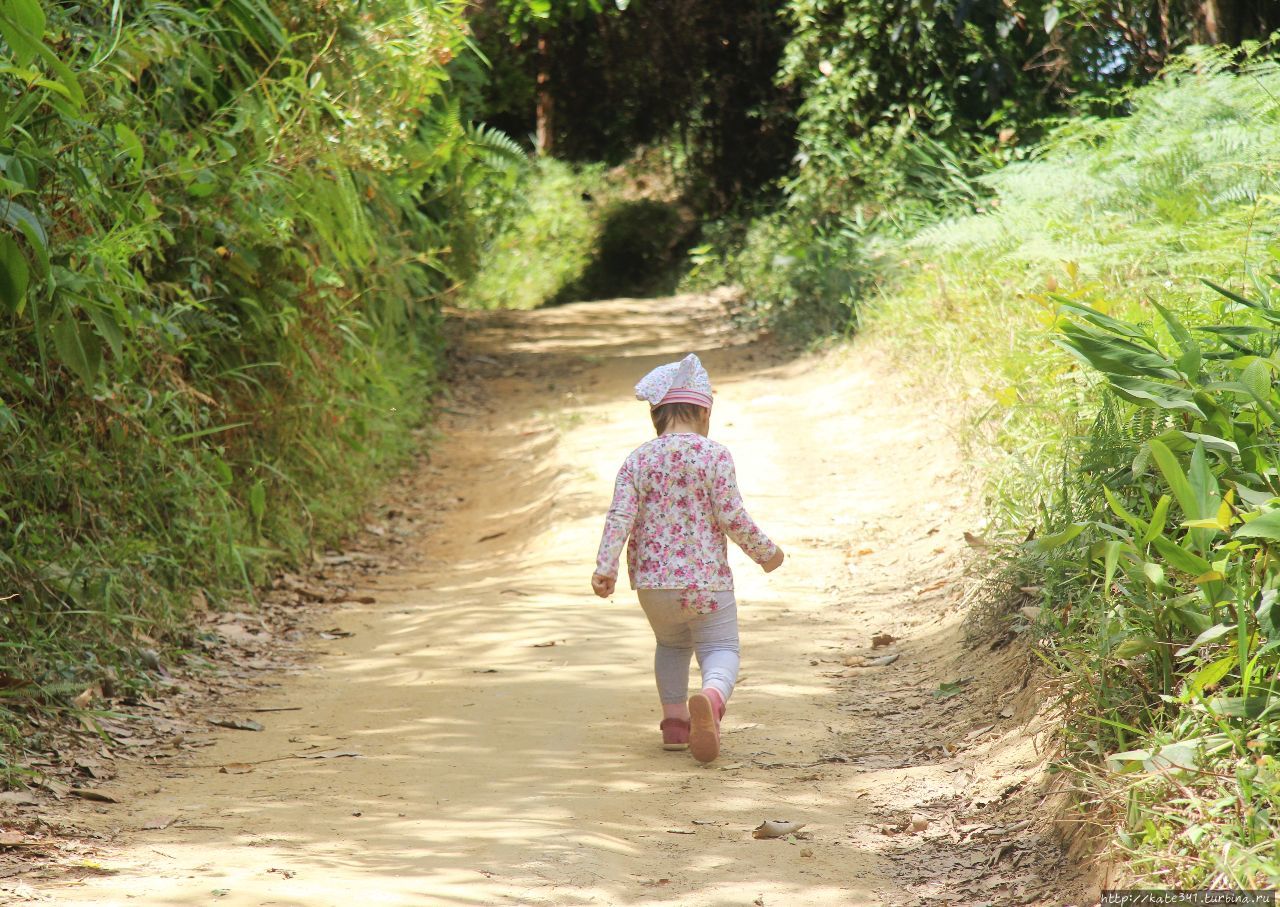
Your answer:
[651,402,708,435]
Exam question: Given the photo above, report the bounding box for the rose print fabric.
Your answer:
[595,433,777,612]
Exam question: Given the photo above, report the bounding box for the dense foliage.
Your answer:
[844,53,1280,884]
[0,0,524,772]
[469,0,797,207]
[781,0,1280,214]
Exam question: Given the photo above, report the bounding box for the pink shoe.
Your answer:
[660,718,690,751]
[688,689,725,764]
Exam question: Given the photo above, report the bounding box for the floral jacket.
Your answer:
[594,433,777,609]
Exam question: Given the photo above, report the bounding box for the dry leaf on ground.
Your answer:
[210,718,264,732]
[752,819,806,839]
[69,789,118,803]
[863,654,899,668]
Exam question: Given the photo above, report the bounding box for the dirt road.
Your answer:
[22,294,1088,905]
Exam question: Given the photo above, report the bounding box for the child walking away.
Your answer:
[591,354,784,764]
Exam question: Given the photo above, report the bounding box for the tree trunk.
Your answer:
[1199,0,1223,43]
[536,35,554,156]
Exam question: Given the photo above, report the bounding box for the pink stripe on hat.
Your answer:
[635,354,714,408]
[658,389,713,408]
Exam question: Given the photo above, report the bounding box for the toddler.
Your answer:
[591,353,784,763]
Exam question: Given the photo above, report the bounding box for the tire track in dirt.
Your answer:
[18,293,1092,906]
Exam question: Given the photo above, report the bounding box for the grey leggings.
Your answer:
[636,590,739,705]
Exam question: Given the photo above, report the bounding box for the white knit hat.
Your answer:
[634,353,713,409]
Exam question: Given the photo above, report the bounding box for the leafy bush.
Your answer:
[0,0,520,776]
[462,159,603,310]
[720,212,880,338]
[848,51,1280,884]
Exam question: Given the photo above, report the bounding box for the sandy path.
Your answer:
[25,294,1083,906]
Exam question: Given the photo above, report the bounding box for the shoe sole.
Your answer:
[688,693,719,763]
[663,742,689,751]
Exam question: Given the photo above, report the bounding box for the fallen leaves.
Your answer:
[141,817,175,831]
[220,763,254,775]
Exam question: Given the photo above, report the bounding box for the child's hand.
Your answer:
[591,573,616,598]
[762,546,785,573]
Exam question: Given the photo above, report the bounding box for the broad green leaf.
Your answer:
[1103,540,1122,599]
[1239,357,1271,403]
[51,314,102,388]
[1149,439,1197,522]
[1197,325,1265,338]
[1207,695,1276,719]
[84,304,124,361]
[0,0,46,68]
[1175,624,1233,657]
[1180,432,1238,458]
[1150,535,1212,576]
[1187,442,1219,520]
[0,2,81,106]
[1257,590,1280,638]
[1235,484,1277,509]
[1055,299,1151,342]
[113,124,144,176]
[1186,657,1235,698]
[1173,607,1214,635]
[1030,522,1086,553]
[0,197,43,251]
[1106,374,1205,418]
[1115,635,1160,658]
[1141,495,1172,544]
[1152,301,1200,378]
[1234,509,1280,541]
[1053,326,1178,380]
[1104,487,1148,535]
[0,232,28,314]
